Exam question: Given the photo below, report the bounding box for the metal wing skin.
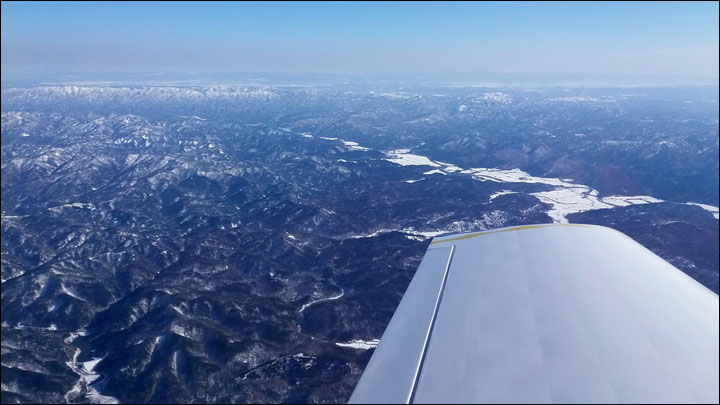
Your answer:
[350,224,719,404]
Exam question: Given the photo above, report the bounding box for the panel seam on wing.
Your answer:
[408,244,456,404]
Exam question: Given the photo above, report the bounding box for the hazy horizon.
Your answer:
[2,1,718,85]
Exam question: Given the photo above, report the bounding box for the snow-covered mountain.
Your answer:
[2,84,718,404]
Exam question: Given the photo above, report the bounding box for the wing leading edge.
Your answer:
[350,224,719,404]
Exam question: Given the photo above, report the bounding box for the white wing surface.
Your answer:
[350,224,719,404]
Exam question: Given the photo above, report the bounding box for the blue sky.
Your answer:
[1,1,718,81]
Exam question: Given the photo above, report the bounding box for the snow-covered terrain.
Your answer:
[1,84,716,404]
[1,85,275,102]
[335,339,380,350]
[687,202,720,219]
[64,332,119,404]
[308,134,702,224]
[384,150,441,167]
[483,92,512,103]
[342,141,370,151]
[489,190,518,201]
[298,289,345,315]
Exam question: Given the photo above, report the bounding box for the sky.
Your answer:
[1,1,718,82]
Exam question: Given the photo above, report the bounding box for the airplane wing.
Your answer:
[349,224,719,404]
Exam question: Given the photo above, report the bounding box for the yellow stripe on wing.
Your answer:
[429,223,593,245]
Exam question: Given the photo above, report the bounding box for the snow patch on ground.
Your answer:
[483,92,512,103]
[350,229,393,239]
[297,288,345,335]
[125,153,139,166]
[342,141,370,151]
[602,195,664,207]
[462,167,568,186]
[531,188,613,223]
[442,164,463,172]
[402,228,447,238]
[335,339,380,350]
[64,331,119,404]
[385,151,441,167]
[686,202,720,219]
[177,115,206,121]
[11,323,63,332]
[489,190,518,201]
[350,228,447,240]
[64,330,87,344]
[376,92,411,99]
[48,202,96,212]
[298,289,345,314]
[545,96,608,102]
[60,283,87,302]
